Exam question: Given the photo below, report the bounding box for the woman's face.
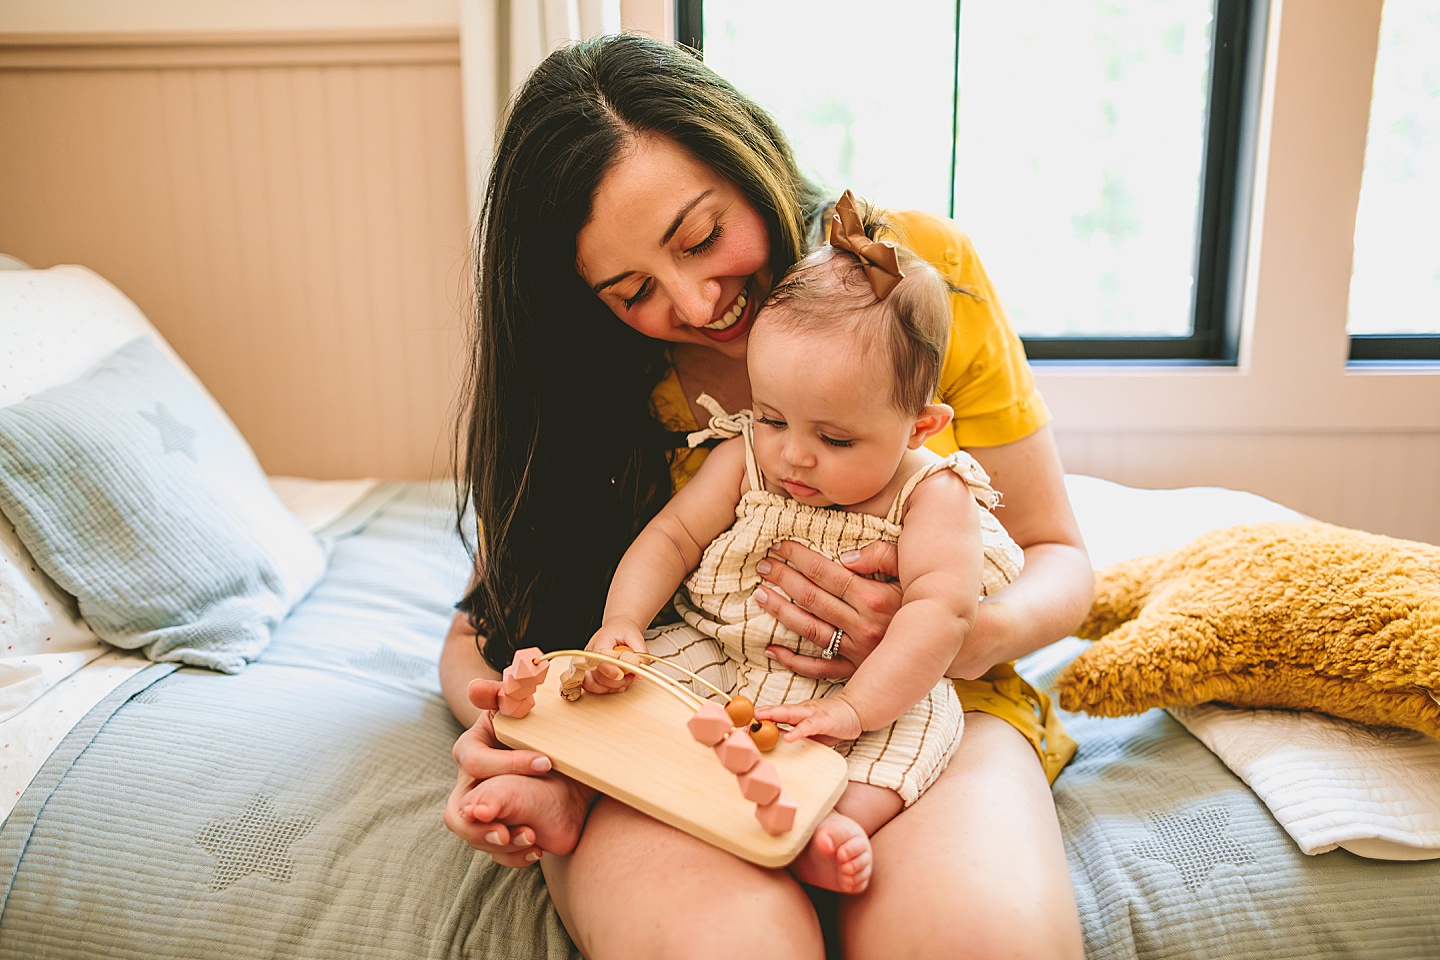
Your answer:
[575,135,773,362]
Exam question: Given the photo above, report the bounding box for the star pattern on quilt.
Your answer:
[139,402,199,462]
[349,644,432,686]
[195,794,317,892]
[1131,805,1257,890]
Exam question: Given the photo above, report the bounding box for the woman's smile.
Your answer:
[700,285,753,341]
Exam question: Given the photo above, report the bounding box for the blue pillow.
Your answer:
[0,337,326,673]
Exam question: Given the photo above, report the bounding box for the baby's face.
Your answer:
[747,324,921,509]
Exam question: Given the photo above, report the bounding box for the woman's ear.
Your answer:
[907,403,954,449]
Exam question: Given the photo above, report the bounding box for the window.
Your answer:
[1347,0,1440,362]
[678,0,1269,361]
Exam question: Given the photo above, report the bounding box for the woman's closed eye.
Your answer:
[620,222,723,310]
[623,279,653,310]
[685,221,723,256]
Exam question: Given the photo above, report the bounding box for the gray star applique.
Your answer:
[1131,806,1258,890]
[139,402,199,462]
[196,794,318,891]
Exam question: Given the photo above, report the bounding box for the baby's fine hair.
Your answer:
[762,203,951,416]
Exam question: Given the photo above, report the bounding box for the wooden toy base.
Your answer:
[493,663,849,868]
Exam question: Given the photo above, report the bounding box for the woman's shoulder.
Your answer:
[881,209,977,268]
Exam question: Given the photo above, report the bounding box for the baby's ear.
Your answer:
[908,403,954,449]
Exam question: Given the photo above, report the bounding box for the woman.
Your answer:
[441,33,1092,960]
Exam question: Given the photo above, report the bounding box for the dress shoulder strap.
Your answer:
[685,393,763,492]
[886,451,1002,526]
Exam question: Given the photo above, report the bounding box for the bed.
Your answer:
[2,264,1438,959]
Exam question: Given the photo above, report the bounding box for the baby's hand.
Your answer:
[583,622,647,695]
[757,695,862,745]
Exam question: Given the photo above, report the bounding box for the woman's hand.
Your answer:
[755,539,902,680]
[443,677,594,866]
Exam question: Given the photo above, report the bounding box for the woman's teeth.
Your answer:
[704,289,747,331]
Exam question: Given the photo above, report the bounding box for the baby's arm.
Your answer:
[584,439,747,686]
[762,471,983,740]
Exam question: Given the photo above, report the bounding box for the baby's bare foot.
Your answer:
[789,811,873,895]
[463,773,589,858]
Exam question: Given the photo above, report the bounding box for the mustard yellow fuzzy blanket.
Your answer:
[1055,522,1440,738]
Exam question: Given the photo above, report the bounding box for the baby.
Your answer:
[584,193,1024,895]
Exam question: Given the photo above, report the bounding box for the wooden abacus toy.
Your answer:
[491,645,848,867]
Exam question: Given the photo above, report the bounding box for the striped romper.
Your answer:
[644,409,1023,806]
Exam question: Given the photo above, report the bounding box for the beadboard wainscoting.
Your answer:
[0,29,471,480]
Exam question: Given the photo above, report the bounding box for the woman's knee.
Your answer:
[841,716,1084,960]
[545,800,825,960]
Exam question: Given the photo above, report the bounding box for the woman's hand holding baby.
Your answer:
[756,539,902,680]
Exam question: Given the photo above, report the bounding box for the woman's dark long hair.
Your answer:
[457,34,824,671]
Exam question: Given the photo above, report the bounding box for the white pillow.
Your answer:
[0,265,249,719]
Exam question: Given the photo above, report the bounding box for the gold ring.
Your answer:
[839,574,857,602]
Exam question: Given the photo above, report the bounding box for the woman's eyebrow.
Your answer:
[592,270,634,294]
[660,189,714,246]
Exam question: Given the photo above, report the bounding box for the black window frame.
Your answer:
[1349,335,1440,362]
[677,0,1271,364]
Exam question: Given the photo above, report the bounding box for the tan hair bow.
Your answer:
[828,189,904,299]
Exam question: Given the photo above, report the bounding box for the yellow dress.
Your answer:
[648,209,1077,784]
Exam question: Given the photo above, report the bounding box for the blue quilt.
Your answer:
[1,483,1436,958]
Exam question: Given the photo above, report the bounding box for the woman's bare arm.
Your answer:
[952,425,1091,677]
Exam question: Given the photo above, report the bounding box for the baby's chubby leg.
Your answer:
[790,782,903,895]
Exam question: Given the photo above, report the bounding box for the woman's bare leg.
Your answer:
[542,797,826,960]
[840,714,1084,960]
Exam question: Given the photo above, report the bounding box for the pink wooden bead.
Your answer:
[497,688,535,719]
[501,665,540,699]
[737,760,782,805]
[687,701,733,746]
[754,791,797,835]
[715,727,761,774]
[511,647,549,683]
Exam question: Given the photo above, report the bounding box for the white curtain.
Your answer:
[460,0,623,217]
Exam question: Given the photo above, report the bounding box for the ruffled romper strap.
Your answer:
[885,452,1002,526]
[685,393,763,492]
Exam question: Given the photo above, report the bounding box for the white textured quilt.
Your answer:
[1170,703,1440,859]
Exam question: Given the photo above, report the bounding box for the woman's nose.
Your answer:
[672,276,723,328]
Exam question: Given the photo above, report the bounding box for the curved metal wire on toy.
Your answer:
[499,646,797,834]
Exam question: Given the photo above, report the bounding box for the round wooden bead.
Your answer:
[748,720,780,752]
[725,695,755,727]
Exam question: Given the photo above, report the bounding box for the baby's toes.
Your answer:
[835,834,874,894]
